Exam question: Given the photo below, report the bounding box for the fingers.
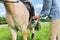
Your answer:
[33,15,40,19]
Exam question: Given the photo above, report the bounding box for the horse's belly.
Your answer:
[5,1,29,29]
[14,12,29,25]
[6,11,29,31]
[4,1,29,16]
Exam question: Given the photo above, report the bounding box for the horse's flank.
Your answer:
[5,1,29,27]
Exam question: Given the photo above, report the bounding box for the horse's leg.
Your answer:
[6,12,17,40]
[21,23,28,40]
[29,18,35,40]
[30,22,35,40]
[30,27,34,40]
[9,27,17,40]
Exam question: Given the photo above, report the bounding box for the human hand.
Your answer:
[33,15,40,20]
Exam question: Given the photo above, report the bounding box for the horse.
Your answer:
[0,0,37,40]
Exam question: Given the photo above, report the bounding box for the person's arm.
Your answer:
[39,0,52,17]
[33,0,52,19]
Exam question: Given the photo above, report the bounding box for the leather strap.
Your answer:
[2,0,19,3]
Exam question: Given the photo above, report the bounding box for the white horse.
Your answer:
[1,0,37,40]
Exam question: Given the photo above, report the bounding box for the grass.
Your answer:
[0,22,50,40]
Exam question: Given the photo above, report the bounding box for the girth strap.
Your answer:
[0,0,20,3]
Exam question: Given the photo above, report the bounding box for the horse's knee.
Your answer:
[21,25,27,34]
[9,27,17,34]
[22,28,27,34]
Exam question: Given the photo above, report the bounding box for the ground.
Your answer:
[0,22,50,40]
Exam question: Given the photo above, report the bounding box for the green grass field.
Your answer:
[0,22,50,40]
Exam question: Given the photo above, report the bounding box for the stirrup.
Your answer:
[30,17,35,24]
[2,0,20,3]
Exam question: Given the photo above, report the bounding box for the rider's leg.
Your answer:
[49,0,60,40]
[50,19,60,40]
